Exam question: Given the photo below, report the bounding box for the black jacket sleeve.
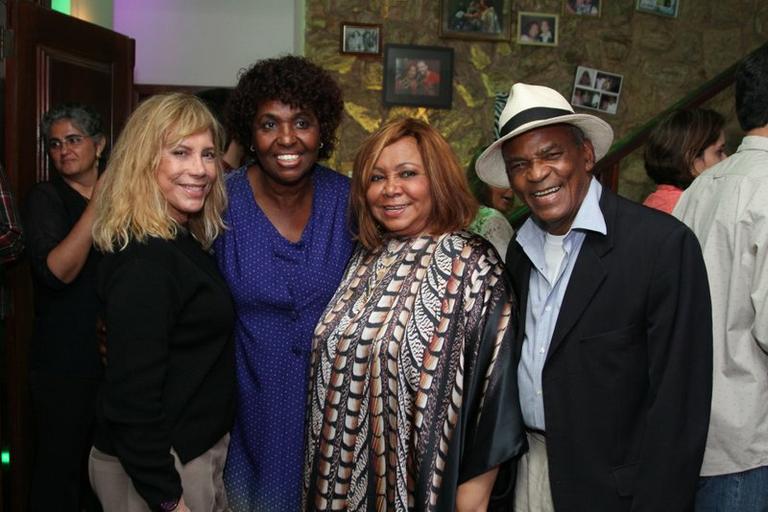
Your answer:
[23,184,69,289]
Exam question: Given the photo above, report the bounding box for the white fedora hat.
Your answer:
[476,83,614,188]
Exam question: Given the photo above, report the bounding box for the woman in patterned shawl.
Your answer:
[304,118,525,511]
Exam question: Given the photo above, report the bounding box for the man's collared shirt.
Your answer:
[516,177,606,430]
[674,135,768,476]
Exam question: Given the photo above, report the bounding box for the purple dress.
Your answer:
[214,165,354,511]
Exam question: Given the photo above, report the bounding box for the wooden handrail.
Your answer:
[595,41,768,189]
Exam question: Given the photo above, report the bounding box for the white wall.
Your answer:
[113,0,304,87]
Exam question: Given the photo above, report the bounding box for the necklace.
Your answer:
[363,241,401,302]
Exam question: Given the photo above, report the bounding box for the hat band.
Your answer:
[499,107,574,138]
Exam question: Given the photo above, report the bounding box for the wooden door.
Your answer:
[1,2,134,510]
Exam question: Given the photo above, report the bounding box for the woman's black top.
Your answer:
[24,174,102,378]
[93,231,235,510]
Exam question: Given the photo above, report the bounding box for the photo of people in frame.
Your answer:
[341,23,381,55]
[383,44,454,109]
[577,68,596,88]
[595,72,621,94]
[636,0,680,18]
[394,58,442,97]
[571,65,623,115]
[440,0,511,41]
[517,12,559,46]
[565,0,600,16]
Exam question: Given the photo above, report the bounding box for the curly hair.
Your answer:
[226,55,343,161]
[644,109,725,189]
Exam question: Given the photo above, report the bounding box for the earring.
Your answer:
[249,145,256,152]
[319,142,325,149]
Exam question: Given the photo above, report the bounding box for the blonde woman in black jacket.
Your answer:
[89,93,234,512]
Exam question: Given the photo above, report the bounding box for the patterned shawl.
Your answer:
[303,232,525,511]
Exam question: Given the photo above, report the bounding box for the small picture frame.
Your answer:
[571,65,623,115]
[635,0,679,18]
[439,0,512,41]
[340,22,382,55]
[517,12,559,46]
[564,0,601,17]
[383,44,454,109]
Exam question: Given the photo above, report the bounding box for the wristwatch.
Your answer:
[158,498,180,511]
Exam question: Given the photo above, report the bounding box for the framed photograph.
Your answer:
[517,12,559,46]
[439,0,512,41]
[340,22,382,55]
[570,65,623,115]
[383,44,454,109]
[635,0,679,18]
[564,0,601,17]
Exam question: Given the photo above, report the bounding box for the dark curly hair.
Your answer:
[226,55,343,161]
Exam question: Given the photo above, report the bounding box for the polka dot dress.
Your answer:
[214,166,354,511]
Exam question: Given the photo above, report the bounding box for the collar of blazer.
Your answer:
[510,186,618,360]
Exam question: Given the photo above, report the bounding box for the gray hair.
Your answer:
[40,103,104,143]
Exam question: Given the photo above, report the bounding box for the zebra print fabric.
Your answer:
[303,232,523,511]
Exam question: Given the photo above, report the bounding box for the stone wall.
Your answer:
[305,0,768,202]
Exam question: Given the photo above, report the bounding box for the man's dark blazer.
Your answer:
[505,186,712,512]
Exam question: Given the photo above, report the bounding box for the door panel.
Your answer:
[36,47,115,180]
[2,2,134,511]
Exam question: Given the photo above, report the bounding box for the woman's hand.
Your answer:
[45,173,105,283]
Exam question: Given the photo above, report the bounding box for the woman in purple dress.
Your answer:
[214,56,354,511]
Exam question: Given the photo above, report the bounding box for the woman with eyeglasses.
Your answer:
[24,103,106,512]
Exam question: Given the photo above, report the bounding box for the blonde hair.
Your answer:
[351,117,477,250]
[93,93,227,252]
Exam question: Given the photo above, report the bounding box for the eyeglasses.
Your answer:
[47,135,87,151]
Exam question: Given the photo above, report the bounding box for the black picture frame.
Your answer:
[383,44,454,109]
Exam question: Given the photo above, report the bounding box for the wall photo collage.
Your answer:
[340,1,680,109]
[571,66,624,115]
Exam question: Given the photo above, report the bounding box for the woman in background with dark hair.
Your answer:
[216,55,355,511]
[25,103,106,511]
[466,150,515,259]
[643,108,727,214]
[196,88,245,172]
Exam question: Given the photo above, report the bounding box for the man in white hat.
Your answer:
[476,83,712,511]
